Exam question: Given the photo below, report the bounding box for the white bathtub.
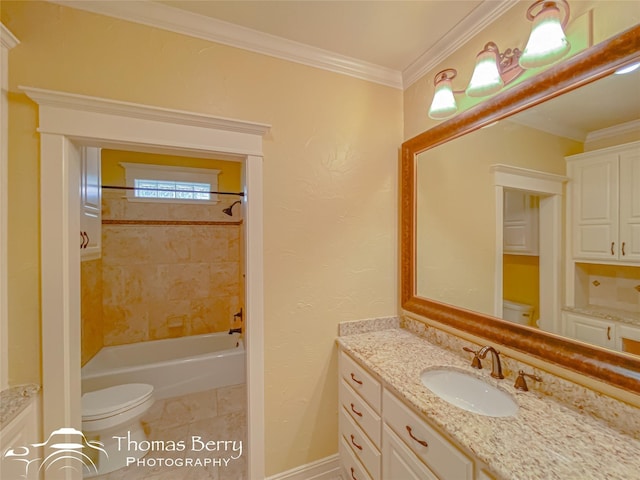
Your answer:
[81,332,245,399]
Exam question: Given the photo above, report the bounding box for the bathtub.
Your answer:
[81,332,245,399]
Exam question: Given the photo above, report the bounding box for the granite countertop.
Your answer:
[563,305,640,327]
[0,384,40,429]
[338,328,640,480]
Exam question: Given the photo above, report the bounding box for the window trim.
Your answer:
[120,162,222,204]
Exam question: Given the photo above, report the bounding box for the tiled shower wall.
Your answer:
[81,259,103,365]
[81,192,243,363]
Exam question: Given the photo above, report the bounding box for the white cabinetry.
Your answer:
[339,350,489,480]
[382,389,473,480]
[503,189,538,255]
[563,310,640,355]
[563,311,615,349]
[382,424,436,480]
[567,142,640,263]
[339,351,381,480]
[80,146,101,260]
[0,394,41,479]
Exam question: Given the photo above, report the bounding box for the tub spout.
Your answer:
[229,328,242,335]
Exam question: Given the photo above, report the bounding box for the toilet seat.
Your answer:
[82,383,153,422]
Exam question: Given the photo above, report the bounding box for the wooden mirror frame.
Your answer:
[401,25,640,394]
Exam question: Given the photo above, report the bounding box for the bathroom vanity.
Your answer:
[336,319,640,480]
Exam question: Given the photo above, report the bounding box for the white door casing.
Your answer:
[491,164,567,334]
[22,86,269,480]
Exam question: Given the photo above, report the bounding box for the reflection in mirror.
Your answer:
[416,64,640,354]
[403,26,640,393]
[502,189,539,327]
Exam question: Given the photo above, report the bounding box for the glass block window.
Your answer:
[120,162,221,204]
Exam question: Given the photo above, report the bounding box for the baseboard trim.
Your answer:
[266,454,343,480]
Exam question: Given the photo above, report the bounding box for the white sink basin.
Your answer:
[420,368,518,417]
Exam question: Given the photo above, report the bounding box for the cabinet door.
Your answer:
[80,146,101,260]
[571,155,618,260]
[564,312,615,349]
[382,425,437,480]
[341,435,373,480]
[619,148,640,263]
[503,190,538,255]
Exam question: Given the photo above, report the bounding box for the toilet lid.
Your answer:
[82,383,153,420]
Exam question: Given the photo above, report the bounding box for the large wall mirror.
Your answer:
[402,25,640,394]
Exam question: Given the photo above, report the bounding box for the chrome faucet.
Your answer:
[477,346,504,379]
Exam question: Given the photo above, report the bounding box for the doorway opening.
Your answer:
[24,86,268,480]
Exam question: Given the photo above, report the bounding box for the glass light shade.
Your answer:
[428,78,458,120]
[519,4,570,69]
[465,49,504,97]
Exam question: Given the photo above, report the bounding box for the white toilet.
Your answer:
[81,383,154,477]
[502,300,534,326]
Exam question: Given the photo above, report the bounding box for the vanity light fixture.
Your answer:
[428,0,571,120]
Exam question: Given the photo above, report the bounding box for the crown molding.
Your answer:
[49,0,403,89]
[20,86,271,136]
[402,0,520,88]
[1,23,20,50]
[48,0,515,91]
[585,119,640,144]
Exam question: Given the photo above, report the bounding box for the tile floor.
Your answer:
[92,384,247,480]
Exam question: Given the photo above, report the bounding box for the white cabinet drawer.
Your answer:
[382,424,438,480]
[340,408,381,480]
[340,378,381,447]
[340,435,373,480]
[340,351,381,413]
[383,390,473,480]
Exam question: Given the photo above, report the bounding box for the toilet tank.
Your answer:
[502,300,534,326]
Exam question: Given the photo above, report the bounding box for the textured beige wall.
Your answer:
[2,1,400,475]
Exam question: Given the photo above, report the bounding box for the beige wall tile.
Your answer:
[103,304,149,346]
[148,300,190,340]
[81,259,103,365]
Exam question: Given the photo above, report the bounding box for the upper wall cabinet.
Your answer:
[80,146,101,261]
[503,189,539,256]
[567,141,640,264]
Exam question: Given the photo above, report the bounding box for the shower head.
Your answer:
[223,200,241,216]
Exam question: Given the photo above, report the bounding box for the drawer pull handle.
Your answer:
[351,467,358,480]
[406,425,428,447]
[611,242,615,255]
[350,434,363,451]
[350,403,363,417]
[607,326,611,341]
[622,242,626,256]
[350,373,363,385]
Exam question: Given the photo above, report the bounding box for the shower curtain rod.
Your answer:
[101,185,245,197]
